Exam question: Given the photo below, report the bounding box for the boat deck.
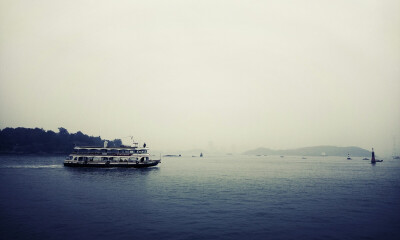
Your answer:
[64,160,160,168]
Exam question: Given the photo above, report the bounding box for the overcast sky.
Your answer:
[1,0,399,154]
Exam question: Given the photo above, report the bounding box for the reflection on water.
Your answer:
[65,165,160,178]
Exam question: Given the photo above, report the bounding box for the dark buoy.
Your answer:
[371,148,376,164]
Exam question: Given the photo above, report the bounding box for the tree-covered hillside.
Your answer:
[0,127,122,154]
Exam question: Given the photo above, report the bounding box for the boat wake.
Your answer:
[1,164,63,169]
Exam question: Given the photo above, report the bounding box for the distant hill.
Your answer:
[0,127,122,154]
[243,146,371,157]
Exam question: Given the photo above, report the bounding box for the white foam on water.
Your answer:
[1,164,63,169]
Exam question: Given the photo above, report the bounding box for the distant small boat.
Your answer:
[163,154,181,157]
[200,152,203,157]
[347,153,352,160]
[280,156,284,158]
[370,148,383,164]
[302,157,307,159]
[392,137,399,159]
[362,157,369,160]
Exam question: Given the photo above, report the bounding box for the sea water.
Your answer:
[0,155,399,240]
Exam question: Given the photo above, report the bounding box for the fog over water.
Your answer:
[1,1,399,154]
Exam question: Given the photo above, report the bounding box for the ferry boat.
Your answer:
[64,140,161,168]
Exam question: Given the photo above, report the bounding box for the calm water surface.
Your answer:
[1,155,399,240]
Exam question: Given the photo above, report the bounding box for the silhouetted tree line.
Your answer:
[0,127,122,154]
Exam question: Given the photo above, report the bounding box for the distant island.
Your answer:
[243,146,371,157]
[0,127,122,155]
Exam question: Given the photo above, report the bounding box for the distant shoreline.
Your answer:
[243,145,372,157]
[0,127,122,156]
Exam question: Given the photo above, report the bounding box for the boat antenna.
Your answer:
[129,136,139,147]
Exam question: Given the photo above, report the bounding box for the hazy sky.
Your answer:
[1,0,399,153]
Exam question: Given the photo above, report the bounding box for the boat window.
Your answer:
[78,157,83,161]
[89,149,98,154]
[74,157,77,160]
[79,149,88,154]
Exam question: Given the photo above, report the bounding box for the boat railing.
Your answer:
[72,152,148,156]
